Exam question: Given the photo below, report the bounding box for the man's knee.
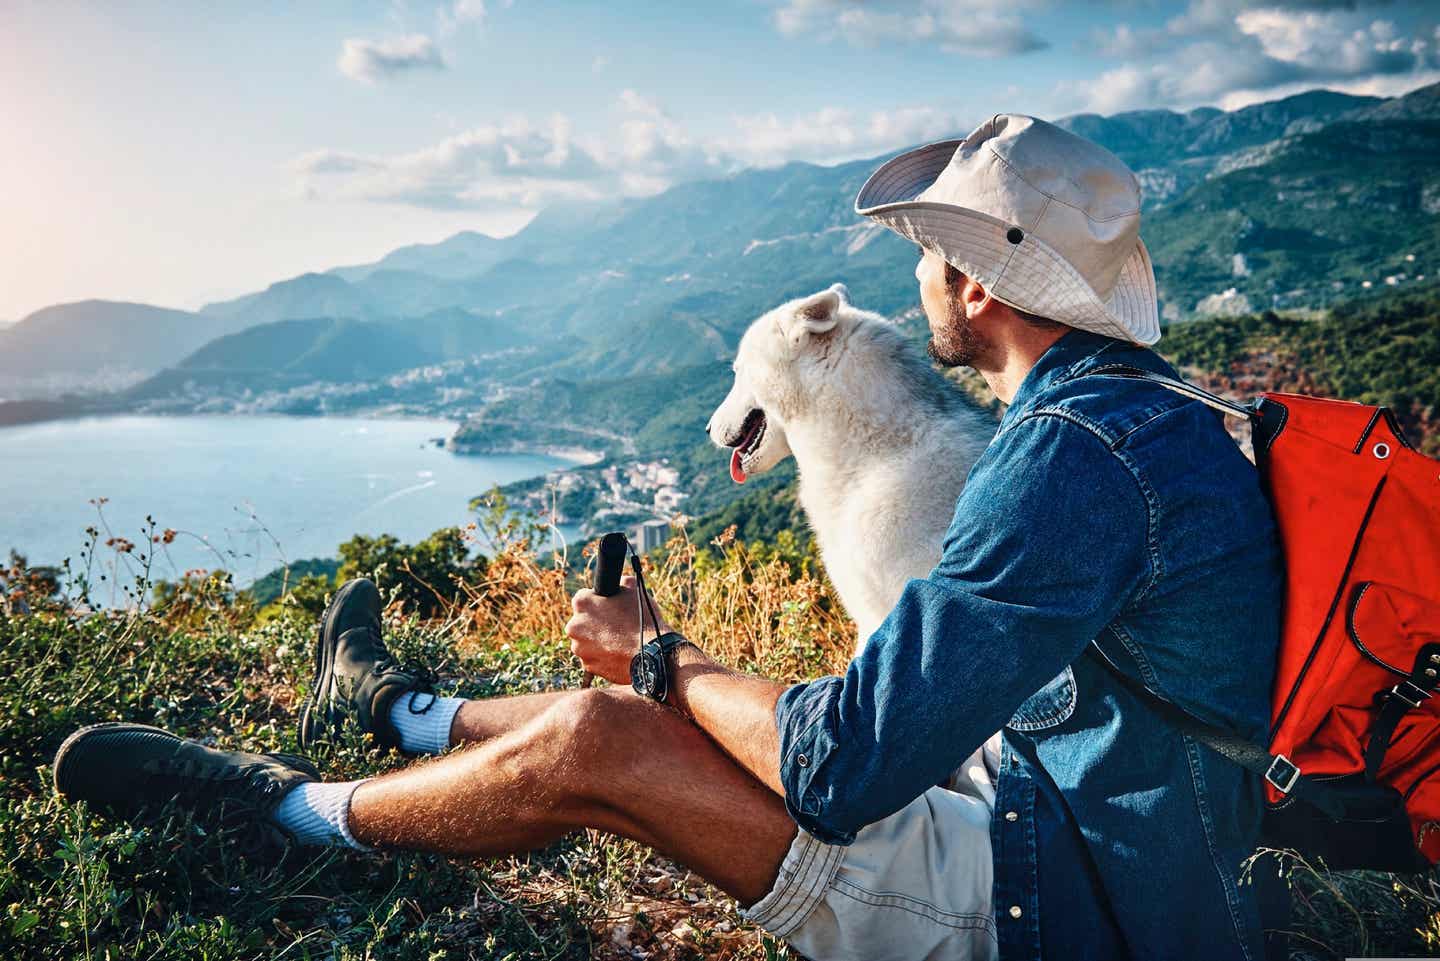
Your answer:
[541,686,666,750]
[536,688,701,790]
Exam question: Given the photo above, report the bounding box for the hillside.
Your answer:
[176,317,436,383]
[1145,117,1440,320]
[329,230,510,282]
[403,305,536,357]
[1056,89,1384,202]
[3,517,1434,959]
[111,305,546,411]
[1163,286,1440,454]
[199,272,380,326]
[0,300,248,394]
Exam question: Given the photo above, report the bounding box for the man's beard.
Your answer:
[926,288,989,368]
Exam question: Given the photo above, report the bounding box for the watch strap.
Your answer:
[631,632,694,702]
[655,631,689,656]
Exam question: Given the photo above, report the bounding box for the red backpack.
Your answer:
[1096,367,1440,872]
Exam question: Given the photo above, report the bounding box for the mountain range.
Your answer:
[2,81,1436,403]
[0,301,248,396]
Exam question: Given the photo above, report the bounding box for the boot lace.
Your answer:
[363,651,439,715]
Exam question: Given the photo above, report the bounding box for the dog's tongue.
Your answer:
[730,447,747,484]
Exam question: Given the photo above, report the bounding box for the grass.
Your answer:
[2,517,1438,959]
[0,516,848,961]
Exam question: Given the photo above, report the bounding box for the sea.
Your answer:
[0,415,579,597]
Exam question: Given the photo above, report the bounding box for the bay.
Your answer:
[0,415,578,594]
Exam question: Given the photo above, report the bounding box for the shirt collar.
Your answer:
[999,330,1126,431]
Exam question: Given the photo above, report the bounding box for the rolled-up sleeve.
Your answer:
[776,413,1152,844]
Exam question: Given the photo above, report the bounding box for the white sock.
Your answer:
[388,692,466,755]
[273,780,370,849]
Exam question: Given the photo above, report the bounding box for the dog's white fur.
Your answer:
[709,284,996,652]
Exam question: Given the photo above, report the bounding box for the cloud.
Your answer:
[614,91,970,173]
[1235,10,1420,74]
[338,34,446,83]
[1090,23,1164,58]
[613,90,724,191]
[717,104,971,167]
[295,92,973,211]
[294,115,612,208]
[437,0,489,36]
[1073,3,1437,113]
[773,0,1048,56]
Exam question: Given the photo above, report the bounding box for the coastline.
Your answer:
[0,402,608,470]
[448,439,605,466]
[0,402,449,432]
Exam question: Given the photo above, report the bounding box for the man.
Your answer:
[53,115,1282,960]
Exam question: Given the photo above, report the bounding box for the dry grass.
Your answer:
[448,520,854,685]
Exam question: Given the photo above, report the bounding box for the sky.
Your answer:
[1,0,1437,322]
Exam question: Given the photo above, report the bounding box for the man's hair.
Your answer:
[943,262,1064,331]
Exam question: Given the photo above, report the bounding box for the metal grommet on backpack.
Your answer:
[1088,364,1440,873]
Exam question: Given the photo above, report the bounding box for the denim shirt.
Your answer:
[775,330,1283,960]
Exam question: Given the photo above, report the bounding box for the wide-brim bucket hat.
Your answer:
[856,114,1160,345]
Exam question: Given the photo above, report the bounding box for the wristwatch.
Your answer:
[630,631,693,703]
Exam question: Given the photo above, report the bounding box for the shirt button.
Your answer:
[1005,811,1019,822]
[1009,905,1023,920]
[796,753,810,768]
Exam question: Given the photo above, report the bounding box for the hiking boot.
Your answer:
[298,577,432,752]
[52,722,318,837]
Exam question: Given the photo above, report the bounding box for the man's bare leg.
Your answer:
[445,690,569,745]
[351,686,796,904]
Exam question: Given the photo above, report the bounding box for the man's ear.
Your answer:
[961,275,994,319]
[793,286,842,338]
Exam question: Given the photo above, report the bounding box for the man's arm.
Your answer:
[768,415,1151,843]
[666,645,786,793]
[568,414,1151,843]
[565,582,790,793]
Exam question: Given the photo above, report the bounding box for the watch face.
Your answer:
[631,651,662,699]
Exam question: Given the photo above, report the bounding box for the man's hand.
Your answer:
[566,573,676,686]
[569,573,786,794]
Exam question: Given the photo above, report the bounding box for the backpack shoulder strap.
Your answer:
[1086,363,1259,421]
[1078,364,1354,816]
[1083,646,1346,820]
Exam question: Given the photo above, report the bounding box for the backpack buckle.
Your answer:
[1389,680,1431,709]
[1265,754,1301,794]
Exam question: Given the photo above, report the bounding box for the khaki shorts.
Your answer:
[741,738,1002,961]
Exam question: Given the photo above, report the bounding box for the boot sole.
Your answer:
[52,721,177,799]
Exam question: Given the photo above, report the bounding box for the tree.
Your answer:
[337,527,485,617]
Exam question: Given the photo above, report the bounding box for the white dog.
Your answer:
[708,283,996,653]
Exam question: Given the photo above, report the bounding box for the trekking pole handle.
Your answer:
[580,531,630,689]
[594,531,629,598]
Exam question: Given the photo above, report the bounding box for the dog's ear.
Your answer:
[793,287,842,338]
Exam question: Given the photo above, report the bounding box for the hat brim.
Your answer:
[855,140,1160,346]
